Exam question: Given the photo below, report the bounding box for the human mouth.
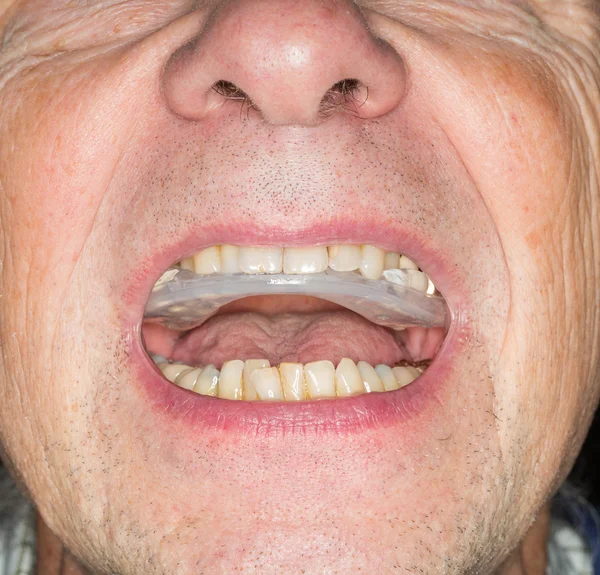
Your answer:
[141,243,450,403]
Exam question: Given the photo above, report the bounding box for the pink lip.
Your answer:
[124,219,470,435]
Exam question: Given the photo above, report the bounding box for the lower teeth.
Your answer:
[152,356,427,401]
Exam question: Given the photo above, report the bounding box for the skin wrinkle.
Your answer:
[0,1,597,574]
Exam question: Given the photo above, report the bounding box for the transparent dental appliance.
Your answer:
[144,268,449,331]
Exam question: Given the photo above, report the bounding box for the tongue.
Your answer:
[145,310,409,367]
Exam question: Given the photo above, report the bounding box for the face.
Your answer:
[0,0,599,573]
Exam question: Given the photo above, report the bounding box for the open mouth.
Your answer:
[141,244,448,402]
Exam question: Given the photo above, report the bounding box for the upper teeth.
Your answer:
[178,244,437,294]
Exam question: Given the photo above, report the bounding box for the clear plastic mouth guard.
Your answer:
[144,268,449,331]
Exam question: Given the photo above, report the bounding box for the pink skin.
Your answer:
[0,1,599,574]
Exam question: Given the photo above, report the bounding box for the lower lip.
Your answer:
[128,319,464,437]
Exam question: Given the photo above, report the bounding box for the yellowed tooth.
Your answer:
[384,252,400,270]
[399,255,419,270]
[328,245,362,272]
[219,360,244,400]
[304,361,336,398]
[357,361,385,392]
[335,358,365,396]
[221,244,240,274]
[160,363,194,383]
[283,246,328,274]
[374,364,399,391]
[176,367,202,391]
[193,365,219,396]
[180,257,195,272]
[238,247,283,274]
[193,246,221,275]
[279,363,306,401]
[392,366,420,388]
[243,359,271,401]
[251,367,284,401]
[359,245,385,280]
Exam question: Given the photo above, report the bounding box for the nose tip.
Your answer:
[162,0,407,126]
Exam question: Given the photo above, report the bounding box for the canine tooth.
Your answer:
[335,358,364,396]
[219,360,245,400]
[180,257,195,272]
[193,365,219,396]
[384,252,400,270]
[328,245,362,272]
[176,367,202,391]
[160,363,194,383]
[279,363,306,400]
[304,361,336,398]
[193,246,221,275]
[399,255,419,270]
[357,362,385,392]
[410,271,429,292]
[251,367,284,401]
[374,364,399,391]
[221,244,240,274]
[239,247,283,274]
[360,245,385,280]
[392,366,420,388]
[243,359,270,401]
[283,246,328,274]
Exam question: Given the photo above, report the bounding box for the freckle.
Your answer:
[70,402,79,413]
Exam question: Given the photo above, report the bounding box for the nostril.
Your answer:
[212,80,258,113]
[318,78,368,119]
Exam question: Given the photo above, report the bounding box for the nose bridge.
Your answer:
[163,0,407,126]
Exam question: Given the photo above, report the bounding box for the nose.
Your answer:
[162,0,407,126]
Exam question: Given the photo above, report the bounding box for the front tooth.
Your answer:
[384,252,400,270]
[335,358,365,396]
[357,361,385,392]
[328,245,362,272]
[219,360,245,400]
[221,244,240,274]
[176,367,202,390]
[399,255,419,270]
[374,364,399,391]
[193,365,219,396]
[160,363,194,383]
[193,246,221,275]
[279,363,306,400]
[283,246,328,274]
[243,359,271,401]
[392,366,420,388]
[180,257,195,272]
[359,245,385,280]
[304,361,336,398]
[238,247,283,274]
[250,367,284,401]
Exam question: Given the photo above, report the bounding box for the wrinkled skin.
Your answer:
[0,0,599,573]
